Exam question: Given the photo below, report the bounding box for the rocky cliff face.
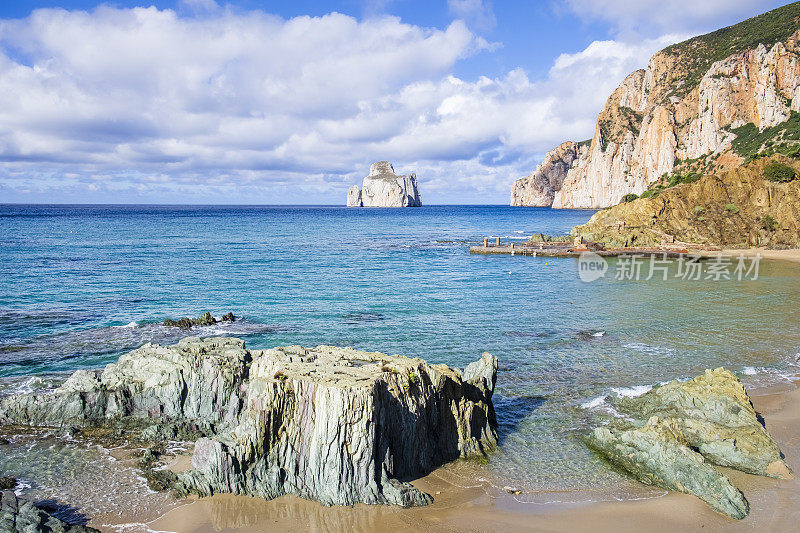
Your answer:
[573,156,800,248]
[512,4,800,208]
[509,141,589,206]
[0,337,497,508]
[347,161,422,207]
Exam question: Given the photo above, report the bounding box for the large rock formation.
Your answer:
[573,156,800,248]
[0,338,497,508]
[616,368,792,479]
[510,141,589,206]
[1,491,99,533]
[588,417,749,519]
[512,4,800,208]
[587,368,791,519]
[347,162,422,207]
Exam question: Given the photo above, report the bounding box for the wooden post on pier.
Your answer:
[496,237,500,246]
[484,237,488,247]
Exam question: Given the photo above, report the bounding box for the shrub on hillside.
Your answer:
[762,214,778,232]
[764,162,796,182]
[622,193,639,203]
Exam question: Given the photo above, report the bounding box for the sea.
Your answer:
[2,204,800,522]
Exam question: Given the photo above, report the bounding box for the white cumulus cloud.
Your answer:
[0,5,683,204]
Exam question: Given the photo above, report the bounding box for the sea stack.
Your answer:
[347,161,422,207]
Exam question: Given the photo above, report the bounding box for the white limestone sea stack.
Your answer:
[347,161,422,207]
[0,337,497,508]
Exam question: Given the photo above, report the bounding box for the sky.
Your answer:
[0,0,793,204]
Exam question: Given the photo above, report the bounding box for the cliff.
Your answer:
[510,141,589,206]
[512,2,800,208]
[348,161,422,207]
[573,156,800,248]
[0,337,497,508]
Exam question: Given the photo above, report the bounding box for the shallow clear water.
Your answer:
[2,204,800,504]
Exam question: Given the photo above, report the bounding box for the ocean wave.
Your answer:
[112,321,139,329]
[610,385,652,398]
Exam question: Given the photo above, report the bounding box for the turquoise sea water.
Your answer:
[2,204,800,506]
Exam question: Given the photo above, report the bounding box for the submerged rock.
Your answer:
[587,417,749,519]
[1,491,99,533]
[162,312,235,330]
[0,477,16,490]
[0,338,497,508]
[616,368,792,479]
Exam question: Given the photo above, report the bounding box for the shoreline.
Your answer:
[92,377,800,533]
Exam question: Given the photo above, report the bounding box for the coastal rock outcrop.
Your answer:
[347,162,422,207]
[163,312,235,330]
[587,368,791,519]
[0,338,497,508]
[1,491,100,533]
[573,156,800,248]
[616,368,792,479]
[510,141,589,206]
[512,4,800,208]
[587,417,749,519]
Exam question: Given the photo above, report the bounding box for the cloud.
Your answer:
[0,5,680,204]
[564,0,780,36]
[447,0,497,32]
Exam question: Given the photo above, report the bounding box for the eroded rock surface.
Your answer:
[588,368,791,519]
[347,161,421,207]
[511,5,800,208]
[0,338,497,508]
[616,368,792,479]
[1,491,99,533]
[587,417,749,519]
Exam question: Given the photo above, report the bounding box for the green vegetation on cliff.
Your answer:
[662,2,800,99]
[729,111,800,162]
[575,156,800,248]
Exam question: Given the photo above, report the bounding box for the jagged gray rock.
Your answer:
[1,491,99,533]
[587,368,792,519]
[615,368,792,479]
[587,417,749,519]
[0,338,497,508]
[347,161,422,207]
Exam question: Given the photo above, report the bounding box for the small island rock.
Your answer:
[347,161,421,207]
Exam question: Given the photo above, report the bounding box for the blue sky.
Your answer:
[0,0,792,204]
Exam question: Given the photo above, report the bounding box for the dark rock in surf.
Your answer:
[162,312,235,330]
[1,491,99,532]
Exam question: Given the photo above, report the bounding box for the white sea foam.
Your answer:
[592,331,605,337]
[743,366,759,375]
[112,321,138,329]
[12,377,46,395]
[581,395,607,409]
[611,385,652,398]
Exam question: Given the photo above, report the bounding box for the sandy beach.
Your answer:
[718,248,800,265]
[91,377,800,533]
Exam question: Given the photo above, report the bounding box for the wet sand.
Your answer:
[93,378,800,533]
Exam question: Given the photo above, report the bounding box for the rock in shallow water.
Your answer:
[588,368,791,519]
[587,417,749,519]
[1,491,99,533]
[616,368,792,479]
[0,337,497,508]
